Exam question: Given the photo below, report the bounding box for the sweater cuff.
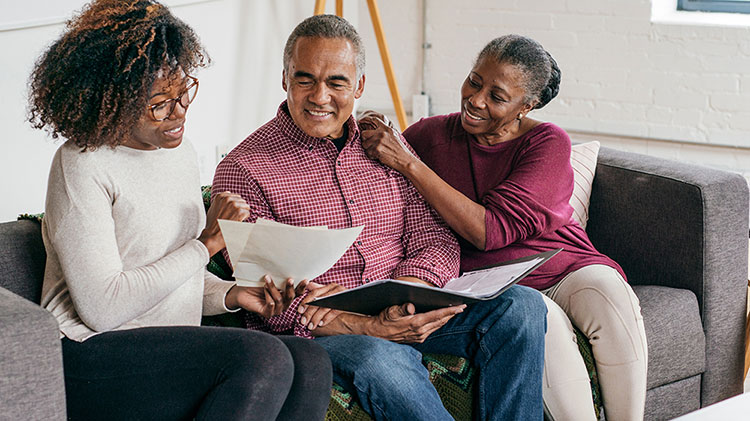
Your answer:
[204,277,239,316]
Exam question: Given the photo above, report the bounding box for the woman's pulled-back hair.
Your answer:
[476,35,561,110]
[28,0,209,150]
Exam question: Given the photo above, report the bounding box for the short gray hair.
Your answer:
[476,34,561,110]
[283,14,366,80]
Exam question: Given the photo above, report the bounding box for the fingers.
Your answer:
[408,305,466,342]
[297,283,346,330]
[377,304,466,343]
[300,282,342,306]
[359,110,386,120]
[294,279,309,296]
[282,278,296,303]
[262,276,284,316]
[415,312,461,340]
[210,191,251,222]
[422,304,466,320]
[319,308,342,326]
[383,302,416,320]
[299,305,325,330]
[359,118,378,132]
[358,110,386,130]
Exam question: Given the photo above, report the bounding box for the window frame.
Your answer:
[678,0,750,13]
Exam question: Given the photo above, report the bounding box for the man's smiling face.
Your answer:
[282,36,365,139]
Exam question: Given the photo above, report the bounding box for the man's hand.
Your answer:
[225,276,308,319]
[359,111,417,173]
[297,282,347,330]
[368,302,466,343]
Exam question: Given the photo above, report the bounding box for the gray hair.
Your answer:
[283,14,366,80]
[476,34,561,110]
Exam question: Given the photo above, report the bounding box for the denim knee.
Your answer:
[503,286,547,327]
[478,286,548,347]
[355,337,421,377]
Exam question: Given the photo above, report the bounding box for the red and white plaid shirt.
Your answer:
[212,102,460,337]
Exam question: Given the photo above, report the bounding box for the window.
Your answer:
[678,0,750,13]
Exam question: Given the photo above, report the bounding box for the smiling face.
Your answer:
[124,73,191,150]
[460,57,534,145]
[282,36,365,139]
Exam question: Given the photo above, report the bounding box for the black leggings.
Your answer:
[62,326,332,420]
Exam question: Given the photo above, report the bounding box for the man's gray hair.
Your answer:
[283,14,366,80]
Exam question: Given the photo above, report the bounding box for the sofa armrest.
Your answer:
[587,146,749,406]
[0,287,66,420]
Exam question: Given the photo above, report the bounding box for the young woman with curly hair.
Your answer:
[29,1,332,419]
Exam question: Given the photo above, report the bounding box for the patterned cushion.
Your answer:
[569,141,600,230]
[326,354,476,421]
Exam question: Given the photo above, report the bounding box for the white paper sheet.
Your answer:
[218,219,364,288]
[443,257,544,298]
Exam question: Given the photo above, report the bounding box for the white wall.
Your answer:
[0,0,358,222]
[3,1,749,221]
[356,0,750,176]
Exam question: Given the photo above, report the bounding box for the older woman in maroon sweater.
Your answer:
[360,35,647,421]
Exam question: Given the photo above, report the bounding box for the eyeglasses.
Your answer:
[147,75,199,121]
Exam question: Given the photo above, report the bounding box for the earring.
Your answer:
[517,113,523,121]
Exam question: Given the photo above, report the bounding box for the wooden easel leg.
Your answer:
[366,0,408,131]
[744,312,749,380]
[314,0,326,15]
[336,0,344,17]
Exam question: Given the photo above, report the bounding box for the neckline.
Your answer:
[275,101,359,150]
[466,121,551,151]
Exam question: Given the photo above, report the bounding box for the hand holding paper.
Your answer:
[218,219,364,288]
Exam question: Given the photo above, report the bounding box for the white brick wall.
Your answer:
[356,0,750,175]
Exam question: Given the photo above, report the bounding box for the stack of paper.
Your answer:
[218,219,364,288]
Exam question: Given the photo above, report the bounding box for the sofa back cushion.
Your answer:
[569,141,600,230]
[0,220,46,303]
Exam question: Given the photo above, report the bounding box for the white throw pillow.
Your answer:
[569,141,600,230]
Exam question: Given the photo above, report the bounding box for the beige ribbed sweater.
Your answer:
[41,138,235,342]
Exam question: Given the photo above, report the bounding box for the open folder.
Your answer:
[310,249,562,315]
[218,219,364,288]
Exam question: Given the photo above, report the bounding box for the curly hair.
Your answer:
[28,0,209,150]
[476,35,561,110]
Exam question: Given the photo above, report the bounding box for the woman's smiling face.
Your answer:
[125,73,193,150]
[459,57,534,145]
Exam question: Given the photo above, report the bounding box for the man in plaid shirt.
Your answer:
[212,15,546,421]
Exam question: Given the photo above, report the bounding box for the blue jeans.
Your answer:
[314,285,546,421]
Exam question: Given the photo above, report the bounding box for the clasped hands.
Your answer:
[297,281,466,344]
[359,111,418,173]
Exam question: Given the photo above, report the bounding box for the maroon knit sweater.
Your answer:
[403,113,624,290]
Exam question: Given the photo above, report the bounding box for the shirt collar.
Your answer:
[275,101,360,149]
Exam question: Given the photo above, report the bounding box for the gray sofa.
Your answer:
[1,146,747,421]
